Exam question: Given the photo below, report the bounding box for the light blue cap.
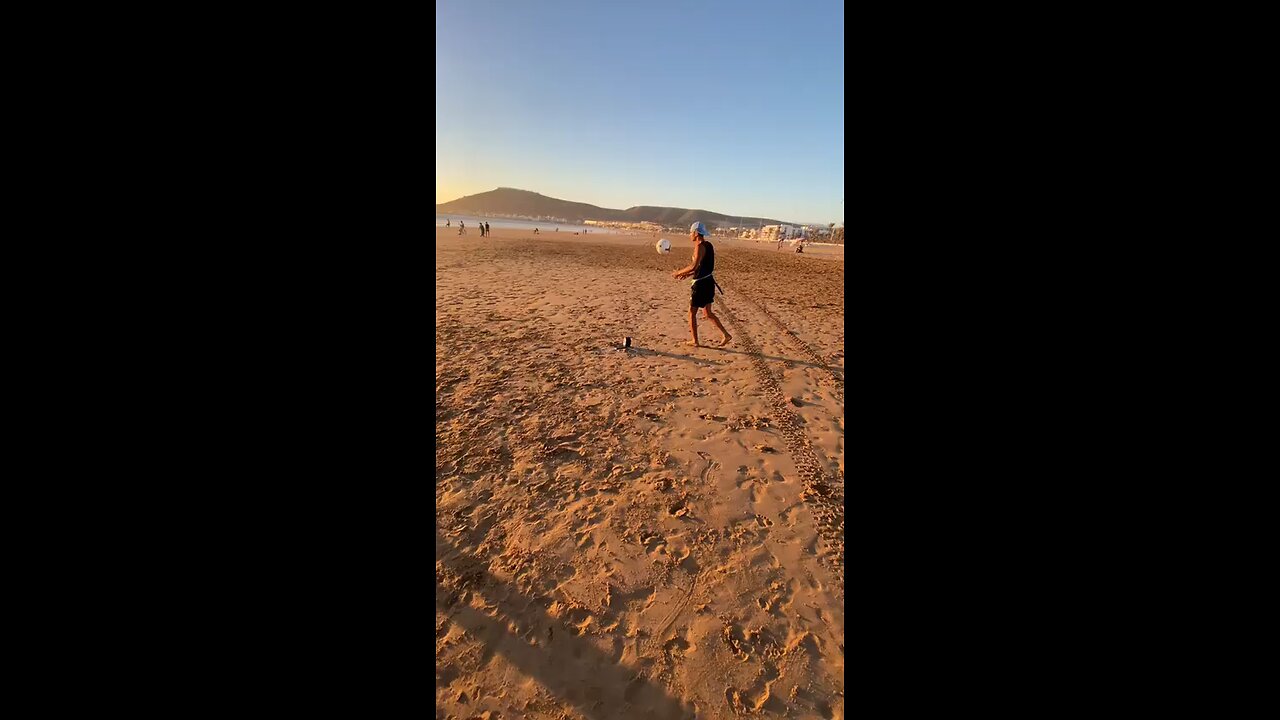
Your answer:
[691,221,708,236]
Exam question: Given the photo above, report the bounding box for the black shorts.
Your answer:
[690,279,715,308]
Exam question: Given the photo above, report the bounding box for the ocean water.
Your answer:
[436,214,620,234]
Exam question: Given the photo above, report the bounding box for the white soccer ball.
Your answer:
[656,239,671,254]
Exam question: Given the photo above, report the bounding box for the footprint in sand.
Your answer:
[694,451,718,486]
[784,629,826,662]
[640,531,668,557]
[663,627,697,661]
[725,661,782,715]
[667,496,692,518]
[756,578,797,618]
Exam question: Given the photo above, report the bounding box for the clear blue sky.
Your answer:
[437,0,843,226]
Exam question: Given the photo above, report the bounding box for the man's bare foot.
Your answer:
[716,333,732,346]
[685,340,700,347]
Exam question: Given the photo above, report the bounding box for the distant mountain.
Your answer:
[435,188,799,228]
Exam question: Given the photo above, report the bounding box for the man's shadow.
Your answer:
[628,346,725,367]
[705,346,843,375]
[436,530,693,720]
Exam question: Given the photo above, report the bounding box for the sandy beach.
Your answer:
[436,227,845,719]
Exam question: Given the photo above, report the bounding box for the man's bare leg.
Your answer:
[686,305,700,346]
[703,308,731,345]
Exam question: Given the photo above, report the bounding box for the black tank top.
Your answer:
[693,241,715,280]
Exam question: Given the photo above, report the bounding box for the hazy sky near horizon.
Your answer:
[437,0,843,224]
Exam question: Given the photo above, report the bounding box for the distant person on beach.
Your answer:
[534,227,539,235]
[458,221,465,235]
[485,222,490,235]
[672,221,731,348]
[446,219,450,227]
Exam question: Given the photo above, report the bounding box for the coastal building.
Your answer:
[760,225,801,241]
[583,219,664,232]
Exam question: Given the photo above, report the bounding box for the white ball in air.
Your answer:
[656,239,671,254]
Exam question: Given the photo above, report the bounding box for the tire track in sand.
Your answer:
[716,297,845,587]
[734,290,844,405]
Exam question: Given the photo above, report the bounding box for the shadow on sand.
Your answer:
[627,346,725,367]
[436,530,693,720]
[705,346,843,374]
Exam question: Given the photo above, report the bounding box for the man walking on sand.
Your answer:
[673,221,731,347]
